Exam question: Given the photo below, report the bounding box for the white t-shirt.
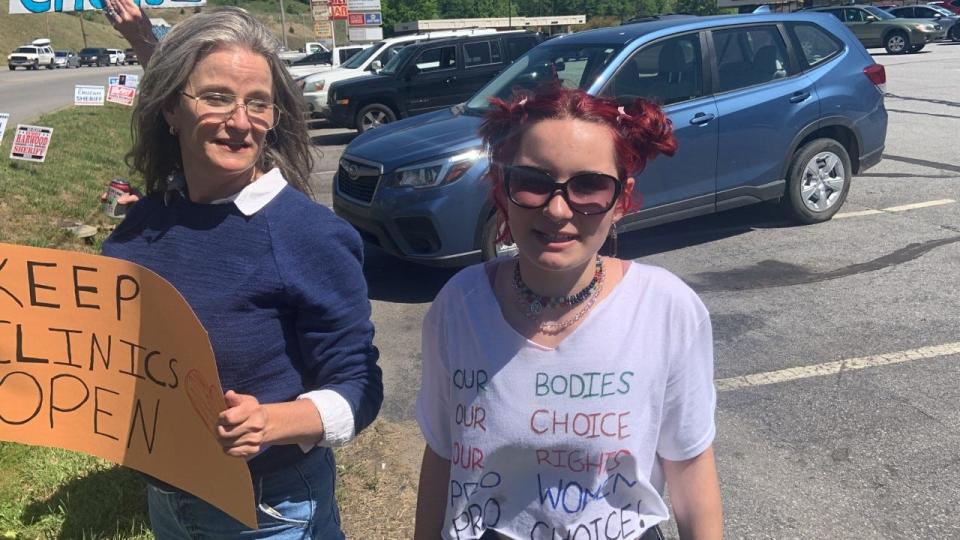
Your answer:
[416,261,716,540]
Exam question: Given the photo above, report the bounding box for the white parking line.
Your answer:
[834,198,955,219]
[883,199,956,212]
[715,341,960,391]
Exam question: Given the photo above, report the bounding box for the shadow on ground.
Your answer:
[21,466,150,539]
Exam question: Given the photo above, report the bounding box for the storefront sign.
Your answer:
[348,26,383,41]
[346,0,379,10]
[10,0,206,15]
[314,19,333,39]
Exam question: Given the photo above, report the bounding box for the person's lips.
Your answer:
[534,229,579,247]
[213,139,252,151]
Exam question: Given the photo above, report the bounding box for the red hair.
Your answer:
[478,83,677,242]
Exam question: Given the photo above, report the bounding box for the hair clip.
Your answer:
[518,97,528,106]
[617,106,631,119]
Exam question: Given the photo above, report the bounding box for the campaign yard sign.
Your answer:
[75,85,106,106]
[107,85,136,107]
[9,0,206,15]
[0,243,257,528]
[9,125,52,163]
[0,113,8,146]
[107,74,139,88]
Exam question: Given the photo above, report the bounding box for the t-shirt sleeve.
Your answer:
[416,300,453,459]
[656,313,717,461]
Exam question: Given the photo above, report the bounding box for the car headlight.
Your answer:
[394,149,485,189]
[918,24,937,32]
[304,79,326,92]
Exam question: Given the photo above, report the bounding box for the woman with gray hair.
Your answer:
[101,6,383,539]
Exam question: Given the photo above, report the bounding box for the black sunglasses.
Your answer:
[503,165,623,216]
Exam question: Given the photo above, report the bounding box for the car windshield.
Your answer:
[380,44,417,75]
[295,51,332,65]
[464,43,623,114]
[864,6,896,19]
[80,48,98,54]
[342,41,385,69]
[15,47,36,53]
[55,51,68,57]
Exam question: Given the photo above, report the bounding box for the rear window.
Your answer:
[81,48,100,54]
[788,23,843,69]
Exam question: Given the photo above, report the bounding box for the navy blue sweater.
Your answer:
[103,185,382,473]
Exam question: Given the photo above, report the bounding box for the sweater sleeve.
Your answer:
[271,202,383,439]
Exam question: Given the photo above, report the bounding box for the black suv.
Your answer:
[79,47,110,67]
[327,31,543,132]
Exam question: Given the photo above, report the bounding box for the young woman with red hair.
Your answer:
[414,84,722,540]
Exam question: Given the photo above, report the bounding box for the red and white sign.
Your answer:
[329,0,346,5]
[348,13,364,25]
[9,124,53,163]
[107,85,136,107]
[330,4,347,18]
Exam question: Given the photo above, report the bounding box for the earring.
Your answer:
[169,125,179,136]
[604,224,619,258]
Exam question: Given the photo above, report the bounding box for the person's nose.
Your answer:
[543,189,574,222]
[224,102,252,131]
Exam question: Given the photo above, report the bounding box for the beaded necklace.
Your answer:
[513,256,605,334]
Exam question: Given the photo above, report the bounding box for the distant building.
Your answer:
[394,15,586,35]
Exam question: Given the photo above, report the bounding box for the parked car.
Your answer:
[287,44,369,78]
[300,28,503,119]
[808,4,941,53]
[331,12,888,266]
[7,38,55,70]
[124,48,139,64]
[327,32,543,132]
[79,47,110,67]
[928,0,960,15]
[107,48,125,65]
[888,4,960,40]
[53,49,80,68]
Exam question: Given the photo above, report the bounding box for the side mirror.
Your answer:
[370,60,382,72]
[865,15,878,22]
[935,13,944,18]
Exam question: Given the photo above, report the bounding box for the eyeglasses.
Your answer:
[180,91,281,130]
[503,165,623,215]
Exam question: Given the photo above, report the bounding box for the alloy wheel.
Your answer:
[800,151,845,212]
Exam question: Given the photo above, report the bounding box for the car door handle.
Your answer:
[689,112,715,126]
[789,91,811,103]
[445,76,457,84]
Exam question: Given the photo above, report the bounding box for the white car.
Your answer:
[300,29,500,118]
[7,38,55,71]
[107,48,125,65]
[287,44,370,78]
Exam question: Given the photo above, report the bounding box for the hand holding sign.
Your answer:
[0,243,256,528]
[218,390,270,458]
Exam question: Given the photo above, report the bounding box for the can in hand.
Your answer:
[103,178,132,219]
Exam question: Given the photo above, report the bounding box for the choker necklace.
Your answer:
[513,256,605,334]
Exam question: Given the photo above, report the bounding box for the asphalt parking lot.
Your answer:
[307,40,960,538]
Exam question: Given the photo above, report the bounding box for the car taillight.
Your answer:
[864,64,886,93]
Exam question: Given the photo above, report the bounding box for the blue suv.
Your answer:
[333,13,888,266]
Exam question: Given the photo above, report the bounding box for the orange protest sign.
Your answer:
[0,242,257,529]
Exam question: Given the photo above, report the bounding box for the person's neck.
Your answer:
[517,256,598,299]
[183,165,261,203]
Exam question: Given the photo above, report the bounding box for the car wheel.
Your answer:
[355,104,396,133]
[909,44,925,53]
[781,138,852,224]
[8,65,13,71]
[480,213,518,261]
[885,31,910,54]
[31,60,38,70]
[47,60,55,69]
[952,27,960,42]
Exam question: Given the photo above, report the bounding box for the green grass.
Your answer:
[0,105,142,251]
[0,103,152,539]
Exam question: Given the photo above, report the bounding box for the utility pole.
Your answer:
[78,12,88,48]
[278,0,288,49]
[508,0,512,28]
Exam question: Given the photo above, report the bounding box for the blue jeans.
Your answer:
[147,448,344,540]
